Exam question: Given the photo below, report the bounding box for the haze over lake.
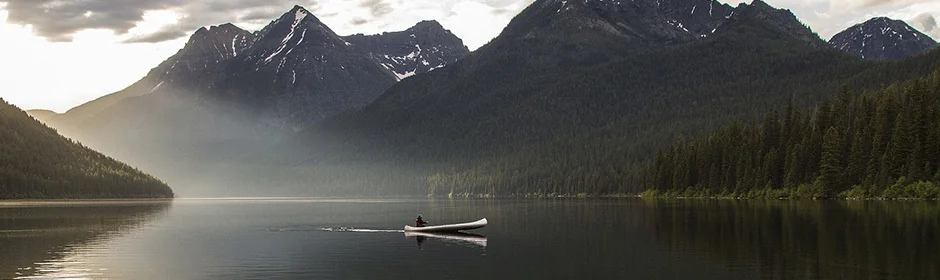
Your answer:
[1,198,937,280]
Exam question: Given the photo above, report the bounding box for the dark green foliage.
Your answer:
[819,127,843,197]
[0,99,173,199]
[639,72,940,199]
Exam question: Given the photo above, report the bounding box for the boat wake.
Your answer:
[265,226,402,233]
[316,227,404,233]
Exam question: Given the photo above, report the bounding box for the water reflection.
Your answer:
[4,198,935,279]
[644,199,940,280]
[0,201,170,279]
[405,232,488,249]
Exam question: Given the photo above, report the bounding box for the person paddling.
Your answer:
[415,214,429,227]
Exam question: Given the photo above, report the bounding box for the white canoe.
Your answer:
[403,218,487,232]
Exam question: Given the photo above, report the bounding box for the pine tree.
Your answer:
[784,144,801,188]
[887,108,913,178]
[845,119,872,186]
[865,102,891,186]
[819,126,844,197]
[908,139,925,181]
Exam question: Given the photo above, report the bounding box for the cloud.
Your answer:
[237,8,285,22]
[908,13,940,40]
[0,0,530,48]
[123,27,188,43]
[492,0,534,15]
[360,0,394,17]
[910,13,937,31]
[829,0,935,10]
[2,0,183,41]
[0,0,321,43]
[350,18,369,26]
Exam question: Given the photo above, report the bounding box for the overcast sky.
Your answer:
[1,0,938,113]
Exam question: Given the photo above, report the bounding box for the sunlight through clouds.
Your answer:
[0,7,184,112]
[442,0,527,49]
[126,10,183,37]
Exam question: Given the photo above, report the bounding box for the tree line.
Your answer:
[637,72,940,199]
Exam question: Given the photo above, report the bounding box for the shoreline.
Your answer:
[2,196,936,204]
[0,198,175,207]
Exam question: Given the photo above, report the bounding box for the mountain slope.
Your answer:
[308,0,831,156]
[829,17,938,60]
[38,6,470,196]
[269,0,940,196]
[0,99,173,199]
[42,23,255,132]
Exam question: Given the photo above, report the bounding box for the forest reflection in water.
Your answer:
[645,199,940,280]
[0,198,937,280]
[0,201,170,279]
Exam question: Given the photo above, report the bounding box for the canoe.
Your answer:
[403,218,487,233]
[404,231,487,248]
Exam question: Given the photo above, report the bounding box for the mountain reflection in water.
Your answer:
[1,198,937,279]
[0,201,171,279]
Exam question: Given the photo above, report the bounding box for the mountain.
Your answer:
[38,6,469,196]
[307,0,830,155]
[50,6,469,130]
[34,0,940,197]
[268,0,940,196]
[204,6,396,128]
[345,20,470,81]
[829,17,938,60]
[0,98,173,199]
[145,23,255,97]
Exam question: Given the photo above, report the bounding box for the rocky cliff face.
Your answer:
[345,20,470,81]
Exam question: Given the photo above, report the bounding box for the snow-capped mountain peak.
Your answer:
[243,5,348,66]
[60,5,471,130]
[829,17,938,60]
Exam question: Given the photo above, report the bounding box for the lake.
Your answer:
[1,198,938,279]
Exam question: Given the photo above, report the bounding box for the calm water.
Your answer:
[0,198,938,280]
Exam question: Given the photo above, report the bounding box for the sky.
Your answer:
[1,0,938,113]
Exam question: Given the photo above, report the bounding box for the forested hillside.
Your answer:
[409,22,940,197]
[236,0,940,197]
[0,99,173,199]
[638,71,940,199]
